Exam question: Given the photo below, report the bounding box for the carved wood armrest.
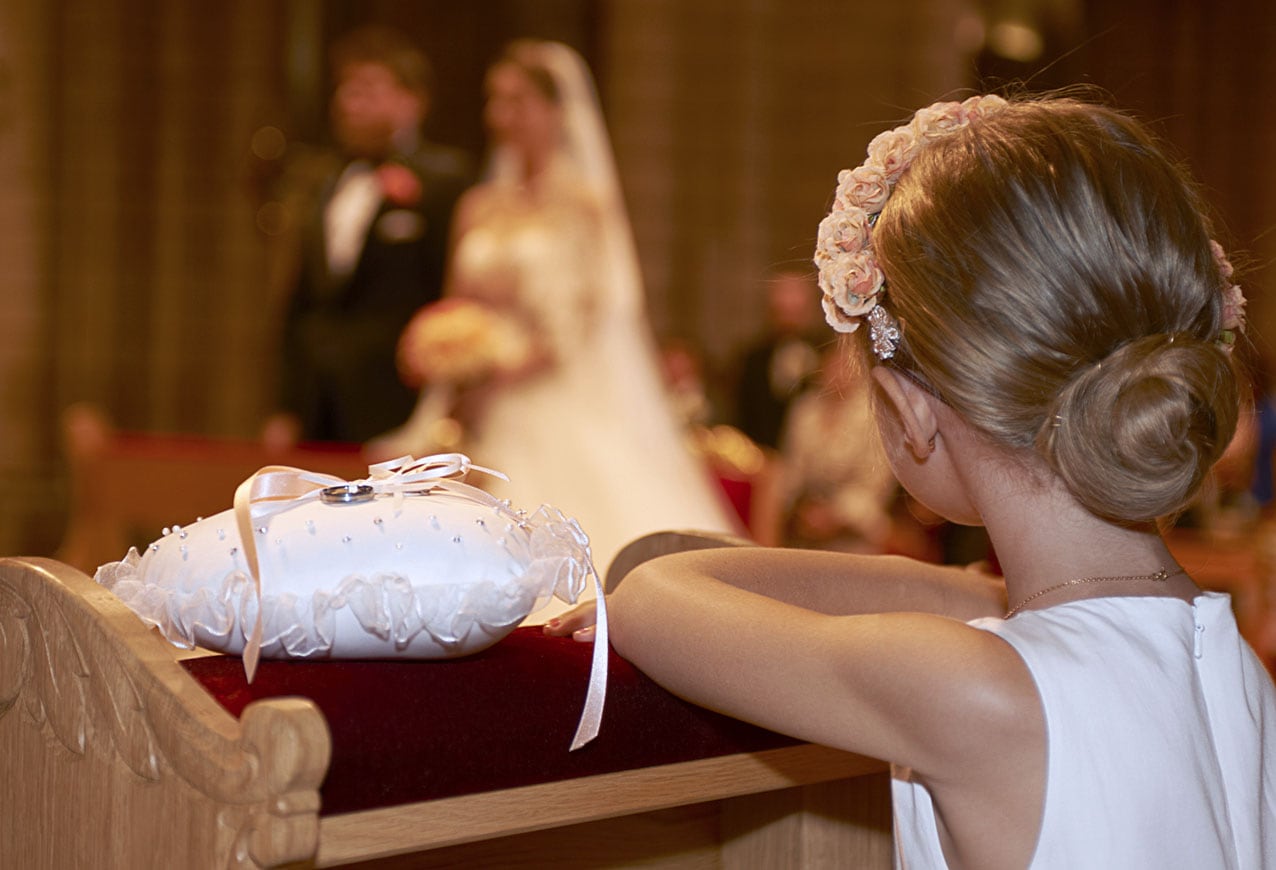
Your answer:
[0,557,330,868]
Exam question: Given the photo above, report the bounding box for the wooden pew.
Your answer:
[1,533,893,869]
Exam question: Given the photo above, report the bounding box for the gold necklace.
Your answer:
[1005,567,1184,618]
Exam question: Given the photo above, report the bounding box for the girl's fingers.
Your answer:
[542,601,598,636]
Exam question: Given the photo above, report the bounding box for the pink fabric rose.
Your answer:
[910,101,966,145]
[866,127,918,185]
[1210,239,1235,280]
[836,165,891,214]
[1210,239,1246,335]
[818,249,885,318]
[959,93,1008,122]
[822,293,862,334]
[817,207,873,258]
[1221,282,1246,333]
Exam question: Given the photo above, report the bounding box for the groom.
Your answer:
[273,26,473,445]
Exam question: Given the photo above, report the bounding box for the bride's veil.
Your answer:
[486,40,648,324]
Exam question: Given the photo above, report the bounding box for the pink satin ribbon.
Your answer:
[570,570,608,750]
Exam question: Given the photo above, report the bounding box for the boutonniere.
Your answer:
[376,162,422,208]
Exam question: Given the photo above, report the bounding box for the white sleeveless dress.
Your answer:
[448,187,738,605]
[892,592,1276,868]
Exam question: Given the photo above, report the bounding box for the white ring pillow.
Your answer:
[95,453,610,748]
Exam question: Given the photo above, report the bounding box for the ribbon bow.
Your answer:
[233,454,506,680]
[230,452,608,750]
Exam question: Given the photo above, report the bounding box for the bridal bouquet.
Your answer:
[397,298,534,387]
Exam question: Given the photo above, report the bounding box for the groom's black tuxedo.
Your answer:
[280,143,473,443]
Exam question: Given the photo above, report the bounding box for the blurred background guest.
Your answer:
[731,270,824,454]
[267,25,473,446]
[1244,357,1276,519]
[657,334,765,531]
[753,340,897,552]
[658,335,721,433]
[423,39,738,577]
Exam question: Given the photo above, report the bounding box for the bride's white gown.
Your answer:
[451,184,739,614]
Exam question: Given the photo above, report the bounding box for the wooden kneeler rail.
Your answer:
[2,535,892,868]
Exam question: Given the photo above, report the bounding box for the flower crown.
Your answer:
[815,95,1247,360]
[1211,240,1247,350]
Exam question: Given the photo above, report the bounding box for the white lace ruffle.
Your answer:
[96,548,546,659]
[93,465,598,661]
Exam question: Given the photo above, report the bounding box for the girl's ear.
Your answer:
[871,367,939,459]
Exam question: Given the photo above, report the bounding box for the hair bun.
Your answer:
[1038,335,1239,522]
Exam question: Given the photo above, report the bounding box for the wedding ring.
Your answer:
[320,483,375,505]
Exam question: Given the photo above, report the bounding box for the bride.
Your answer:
[399,39,740,587]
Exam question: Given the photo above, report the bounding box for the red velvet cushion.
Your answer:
[181,627,797,815]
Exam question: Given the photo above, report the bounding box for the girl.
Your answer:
[549,94,1276,867]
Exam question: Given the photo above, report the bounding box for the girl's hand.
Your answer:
[542,601,598,642]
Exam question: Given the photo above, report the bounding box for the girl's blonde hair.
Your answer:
[874,97,1239,522]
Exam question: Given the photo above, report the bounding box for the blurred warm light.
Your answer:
[251,125,288,161]
[954,13,987,54]
[256,201,289,236]
[987,19,1044,62]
